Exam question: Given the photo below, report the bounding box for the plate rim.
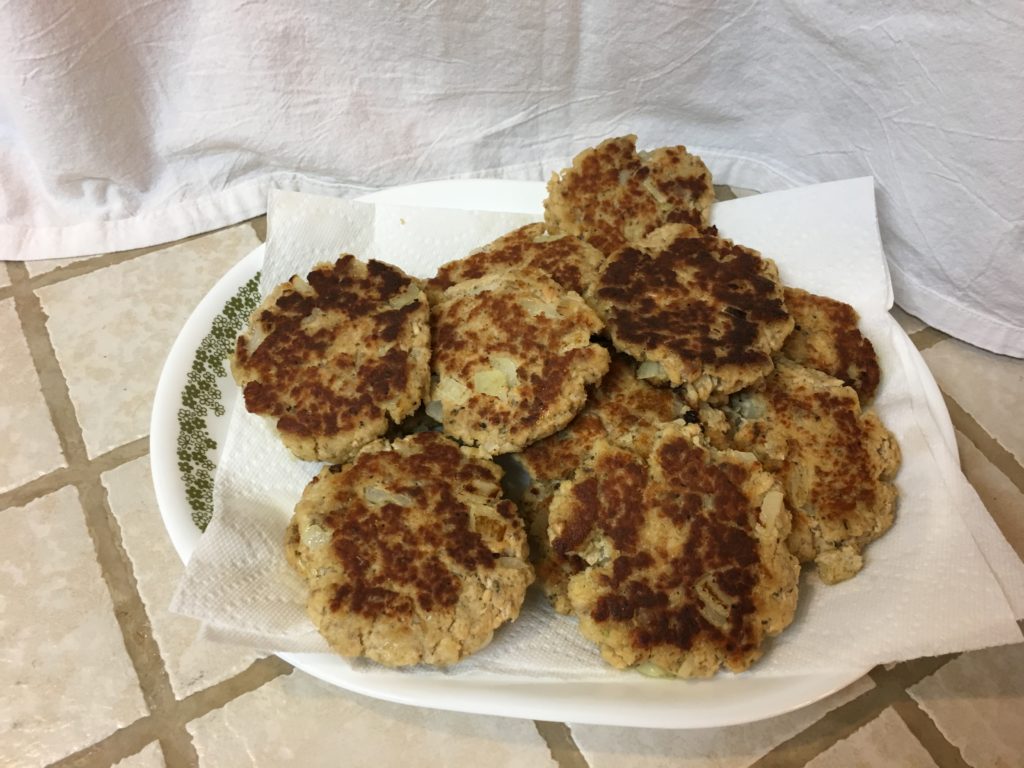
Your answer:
[151,243,266,564]
[148,179,921,729]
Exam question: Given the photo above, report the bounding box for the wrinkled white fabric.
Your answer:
[1,1,1021,355]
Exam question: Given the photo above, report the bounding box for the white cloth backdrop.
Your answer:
[1,1,1021,356]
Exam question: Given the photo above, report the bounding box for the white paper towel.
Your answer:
[173,179,1024,680]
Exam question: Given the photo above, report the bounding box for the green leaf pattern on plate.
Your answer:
[177,272,261,530]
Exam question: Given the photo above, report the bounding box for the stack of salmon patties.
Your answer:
[232,134,901,676]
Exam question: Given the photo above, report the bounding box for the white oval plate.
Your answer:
[152,180,880,729]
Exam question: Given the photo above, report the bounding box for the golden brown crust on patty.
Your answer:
[722,359,900,584]
[255,134,902,676]
[515,353,686,490]
[511,354,688,612]
[781,287,881,403]
[544,135,715,254]
[548,422,799,677]
[585,353,692,456]
[287,432,533,667]
[429,272,610,456]
[426,223,606,304]
[231,256,430,463]
[588,224,793,402]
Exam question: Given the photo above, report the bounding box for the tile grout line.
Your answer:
[74,479,201,768]
[533,721,591,768]
[7,262,200,768]
[890,695,974,768]
[0,437,151,512]
[906,318,1024,493]
[908,325,950,352]
[749,685,883,767]
[861,659,971,768]
[865,653,958,691]
[28,249,159,292]
[45,715,166,768]
[171,656,293,725]
[753,679,972,768]
[942,391,1024,497]
[8,263,89,466]
[146,655,288,768]
[46,657,293,768]
[248,215,267,243]
[713,184,739,202]
[878,657,975,768]
[22,217,266,294]
[750,655,959,767]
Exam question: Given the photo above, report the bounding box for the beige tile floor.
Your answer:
[1,210,1022,768]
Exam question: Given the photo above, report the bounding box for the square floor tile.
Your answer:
[568,676,874,768]
[37,224,261,457]
[804,707,937,767]
[0,486,147,766]
[0,298,66,492]
[908,643,1024,768]
[188,670,556,767]
[103,456,264,698]
[923,339,1024,465]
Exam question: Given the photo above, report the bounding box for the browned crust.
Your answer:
[544,134,715,254]
[231,256,429,462]
[427,223,605,303]
[512,354,687,612]
[429,272,609,455]
[588,224,793,400]
[287,432,533,667]
[782,287,881,403]
[511,411,607,613]
[724,359,900,584]
[548,423,799,676]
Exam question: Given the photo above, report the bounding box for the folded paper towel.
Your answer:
[172,179,1024,680]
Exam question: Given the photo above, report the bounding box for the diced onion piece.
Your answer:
[469,507,508,543]
[761,489,784,519]
[425,400,444,422]
[635,661,670,678]
[436,376,470,404]
[694,574,732,629]
[580,536,613,567]
[473,368,508,398]
[363,486,414,507]
[637,360,667,380]
[642,177,669,204]
[300,523,331,549]
[496,556,533,571]
[299,307,326,329]
[735,393,766,420]
[520,298,560,319]
[489,355,519,388]
[388,283,422,308]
